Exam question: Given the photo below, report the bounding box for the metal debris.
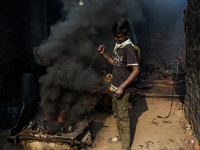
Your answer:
[169,138,176,143]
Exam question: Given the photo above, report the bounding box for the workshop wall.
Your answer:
[184,0,200,143]
[0,0,62,129]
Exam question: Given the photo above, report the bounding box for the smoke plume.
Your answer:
[38,0,145,125]
[38,0,186,125]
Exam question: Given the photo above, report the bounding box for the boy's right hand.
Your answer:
[97,45,105,55]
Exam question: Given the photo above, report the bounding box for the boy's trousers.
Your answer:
[112,93,131,147]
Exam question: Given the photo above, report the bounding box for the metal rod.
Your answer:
[138,92,185,98]
[87,53,99,70]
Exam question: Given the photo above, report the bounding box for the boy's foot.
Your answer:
[121,146,131,150]
[108,136,121,143]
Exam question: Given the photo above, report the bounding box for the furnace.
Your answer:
[7,99,95,149]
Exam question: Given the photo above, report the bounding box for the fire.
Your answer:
[57,110,64,122]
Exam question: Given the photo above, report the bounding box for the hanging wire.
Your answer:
[87,53,99,70]
[157,27,185,119]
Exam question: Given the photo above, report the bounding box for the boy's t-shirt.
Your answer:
[111,44,138,93]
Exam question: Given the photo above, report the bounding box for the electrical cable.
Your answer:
[157,28,185,119]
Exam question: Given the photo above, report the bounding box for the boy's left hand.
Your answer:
[115,86,124,98]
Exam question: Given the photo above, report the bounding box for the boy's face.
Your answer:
[114,32,129,44]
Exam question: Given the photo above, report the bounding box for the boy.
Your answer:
[97,19,139,150]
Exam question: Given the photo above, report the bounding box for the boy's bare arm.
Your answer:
[102,53,114,66]
[97,45,114,66]
[115,65,139,98]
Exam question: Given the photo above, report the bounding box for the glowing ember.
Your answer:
[57,110,64,122]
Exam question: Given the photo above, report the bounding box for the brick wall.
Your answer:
[184,0,200,142]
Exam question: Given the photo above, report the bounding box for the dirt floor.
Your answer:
[90,97,198,150]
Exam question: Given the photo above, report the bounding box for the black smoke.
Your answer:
[38,0,146,127]
[38,0,187,127]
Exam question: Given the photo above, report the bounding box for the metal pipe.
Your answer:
[138,92,185,98]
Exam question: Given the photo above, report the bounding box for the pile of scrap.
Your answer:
[137,55,186,98]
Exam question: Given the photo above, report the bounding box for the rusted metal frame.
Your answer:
[17,117,94,147]
[139,79,185,85]
[138,92,185,98]
[19,136,73,144]
[8,99,39,140]
[73,117,94,139]
[8,133,21,145]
